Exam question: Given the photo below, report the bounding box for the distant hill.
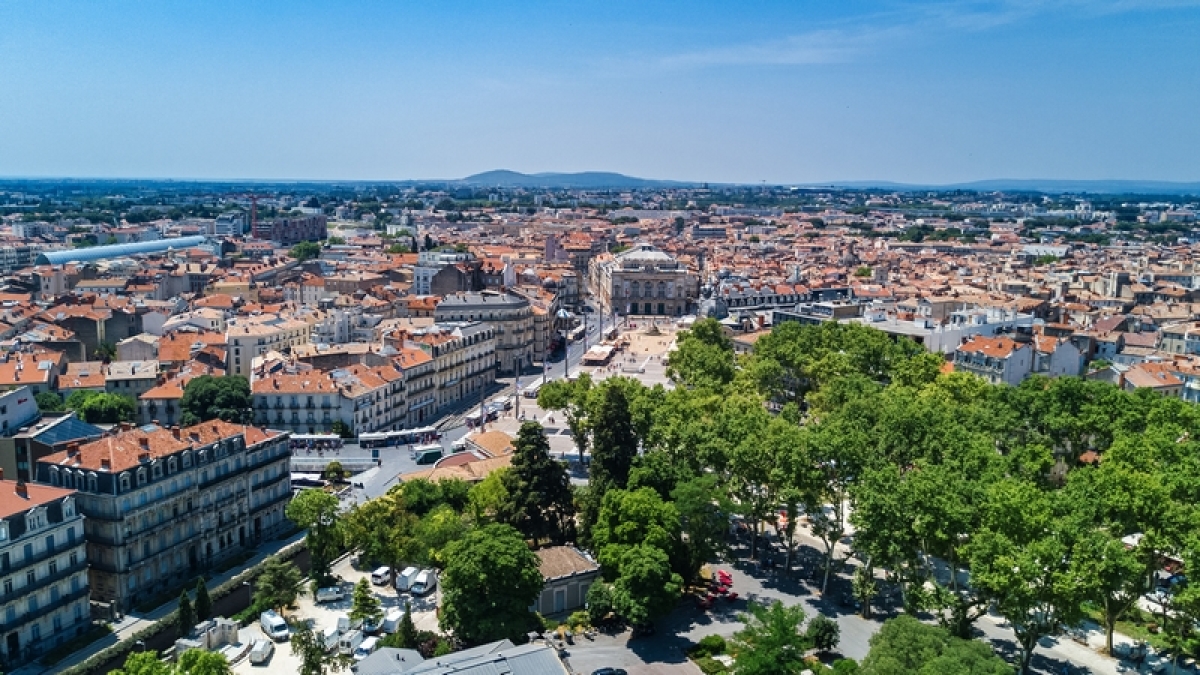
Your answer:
[458,170,690,189]
[815,179,1200,195]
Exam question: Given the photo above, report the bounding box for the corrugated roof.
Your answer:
[36,236,209,265]
[24,414,104,446]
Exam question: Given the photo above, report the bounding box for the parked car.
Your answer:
[363,613,383,635]
[315,586,344,603]
[371,566,392,586]
[259,610,289,641]
[249,639,274,665]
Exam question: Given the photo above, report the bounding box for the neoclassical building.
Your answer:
[589,244,699,317]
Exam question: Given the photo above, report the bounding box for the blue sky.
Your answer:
[1,1,1198,184]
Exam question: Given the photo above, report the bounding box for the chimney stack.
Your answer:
[15,481,27,499]
[67,442,80,458]
[0,467,5,481]
[100,458,111,471]
[171,426,181,440]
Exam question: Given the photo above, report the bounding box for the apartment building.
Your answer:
[252,360,404,436]
[400,322,497,415]
[226,315,313,378]
[251,215,327,246]
[0,478,90,668]
[434,291,533,375]
[34,420,291,612]
[952,336,1034,387]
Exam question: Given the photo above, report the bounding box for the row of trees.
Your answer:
[530,318,1200,672]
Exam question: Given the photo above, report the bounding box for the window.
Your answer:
[168,457,177,474]
[152,462,162,479]
[3,579,11,595]
[136,468,147,486]
[26,570,35,586]
[119,473,131,492]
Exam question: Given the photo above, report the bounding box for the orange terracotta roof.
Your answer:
[43,420,282,474]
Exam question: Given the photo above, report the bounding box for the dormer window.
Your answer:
[151,462,162,480]
[87,473,98,492]
[136,468,147,487]
[63,498,74,518]
[48,467,60,486]
[168,457,177,474]
[182,451,192,469]
[119,473,131,492]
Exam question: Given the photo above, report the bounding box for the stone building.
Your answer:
[34,420,291,612]
[589,244,698,317]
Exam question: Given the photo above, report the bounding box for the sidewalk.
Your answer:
[13,531,306,675]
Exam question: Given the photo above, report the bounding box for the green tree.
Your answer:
[289,240,322,261]
[195,578,212,621]
[499,422,576,545]
[344,493,419,573]
[671,475,731,581]
[611,544,683,628]
[35,391,64,412]
[806,614,841,654]
[466,468,510,523]
[92,340,117,361]
[585,384,640,537]
[966,480,1089,674]
[178,589,195,638]
[176,649,233,675]
[286,489,344,584]
[254,558,305,615]
[67,391,136,423]
[440,524,543,644]
[730,600,810,675]
[349,578,383,629]
[591,488,682,578]
[290,623,345,675]
[586,582,615,624]
[398,600,418,648]
[537,373,593,463]
[666,318,736,389]
[326,236,346,245]
[180,375,253,425]
[858,615,1012,675]
[330,419,353,438]
[113,652,170,675]
[323,461,345,481]
[412,504,468,567]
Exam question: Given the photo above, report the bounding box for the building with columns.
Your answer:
[589,243,699,317]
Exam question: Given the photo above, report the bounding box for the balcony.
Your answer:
[0,559,87,606]
[0,587,89,632]
[253,491,292,512]
[6,537,86,570]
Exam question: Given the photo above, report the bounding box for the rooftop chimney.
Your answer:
[100,458,111,471]
[15,481,27,499]
[67,442,80,458]
[171,426,181,440]
[0,468,5,481]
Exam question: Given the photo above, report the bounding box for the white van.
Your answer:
[259,610,289,641]
[320,625,340,652]
[410,569,437,596]
[249,639,274,665]
[338,629,364,656]
[381,606,406,633]
[353,636,380,661]
[395,566,420,592]
[336,613,361,634]
[371,566,392,586]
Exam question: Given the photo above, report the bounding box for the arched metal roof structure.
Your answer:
[36,236,209,266]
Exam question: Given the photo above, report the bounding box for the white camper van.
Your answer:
[410,569,437,596]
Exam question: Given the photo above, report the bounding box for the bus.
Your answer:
[357,426,441,448]
[412,444,444,465]
[522,381,544,399]
[568,325,586,343]
[289,434,344,451]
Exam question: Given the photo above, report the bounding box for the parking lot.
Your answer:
[233,556,441,672]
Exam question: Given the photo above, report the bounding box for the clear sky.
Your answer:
[1,1,1198,184]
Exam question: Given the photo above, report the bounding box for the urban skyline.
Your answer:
[2,1,1199,184]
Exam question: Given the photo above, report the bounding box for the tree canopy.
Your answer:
[440,524,543,644]
[180,375,253,425]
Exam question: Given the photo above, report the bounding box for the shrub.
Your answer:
[694,656,729,674]
[833,659,860,674]
[690,634,727,658]
[567,610,591,630]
